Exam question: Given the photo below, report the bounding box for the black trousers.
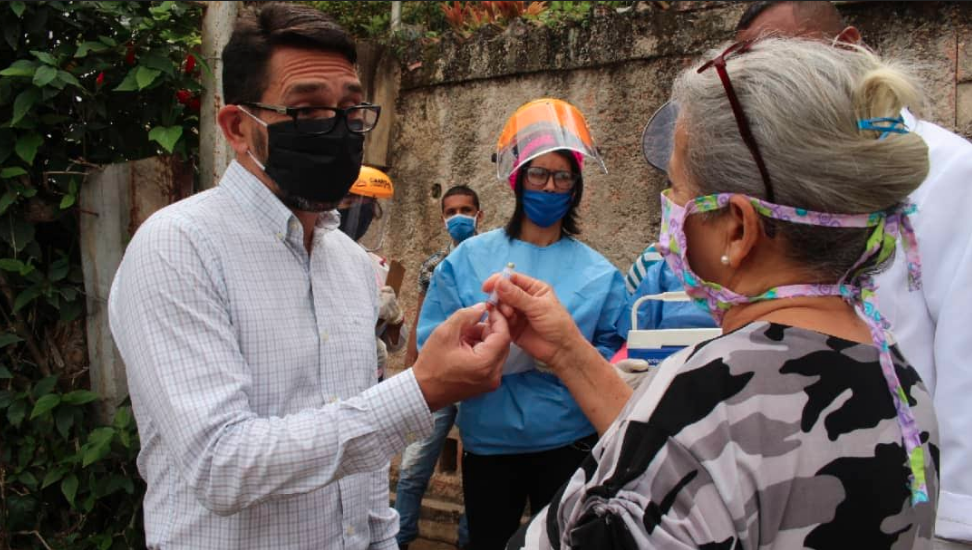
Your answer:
[461,434,597,550]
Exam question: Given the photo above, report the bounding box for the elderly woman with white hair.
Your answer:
[481,38,940,549]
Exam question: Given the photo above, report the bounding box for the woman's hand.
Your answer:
[482,272,586,371]
[413,303,511,411]
[484,272,633,432]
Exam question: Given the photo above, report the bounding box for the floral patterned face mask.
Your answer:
[656,189,929,505]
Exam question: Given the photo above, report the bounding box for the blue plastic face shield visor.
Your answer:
[641,100,679,175]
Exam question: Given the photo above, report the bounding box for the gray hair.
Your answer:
[671,38,929,281]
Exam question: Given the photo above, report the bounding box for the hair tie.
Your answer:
[858,116,908,140]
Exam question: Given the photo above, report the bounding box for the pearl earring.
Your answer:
[720,254,730,266]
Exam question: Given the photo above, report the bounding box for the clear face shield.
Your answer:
[495,98,607,183]
[337,195,392,252]
[641,100,679,175]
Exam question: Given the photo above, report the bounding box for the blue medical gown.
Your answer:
[417,229,626,455]
[617,256,717,337]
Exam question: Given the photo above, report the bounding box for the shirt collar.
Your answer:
[220,160,340,241]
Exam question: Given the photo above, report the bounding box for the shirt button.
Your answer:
[405,431,417,444]
[330,396,339,404]
[320,331,329,342]
[346,526,355,536]
[275,232,283,240]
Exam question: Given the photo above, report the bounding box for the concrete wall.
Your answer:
[380,2,972,375]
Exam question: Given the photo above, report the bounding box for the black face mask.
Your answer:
[249,115,365,204]
[337,201,376,241]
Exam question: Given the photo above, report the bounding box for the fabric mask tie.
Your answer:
[657,190,928,505]
[523,190,572,228]
[445,214,476,243]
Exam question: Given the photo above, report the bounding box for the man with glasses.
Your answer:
[108,4,510,549]
[737,4,972,548]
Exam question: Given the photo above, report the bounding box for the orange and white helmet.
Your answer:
[348,166,394,199]
[495,98,607,190]
[339,166,395,251]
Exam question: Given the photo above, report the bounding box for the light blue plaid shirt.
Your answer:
[109,161,433,549]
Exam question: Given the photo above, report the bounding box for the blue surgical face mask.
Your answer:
[523,190,572,228]
[445,214,476,243]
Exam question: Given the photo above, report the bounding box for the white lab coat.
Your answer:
[877,111,972,542]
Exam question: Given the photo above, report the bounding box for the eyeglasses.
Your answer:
[240,102,381,135]
[523,166,579,191]
[697,40,775,203]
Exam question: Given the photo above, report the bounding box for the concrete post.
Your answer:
[80,157,193,420]
[199,1,239,190]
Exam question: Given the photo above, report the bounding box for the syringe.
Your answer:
[481,262,515,322]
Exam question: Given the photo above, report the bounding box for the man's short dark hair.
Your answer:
[736,1,846,35]
[441,185,480,211]
[222,3,357,106]
[736,1,783,31]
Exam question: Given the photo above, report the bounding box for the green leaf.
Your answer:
[98,35,117,47]
[0,388,12,405]
[0,59,36,77]
[55,406,74,437]
[59,298,82,322]
[61,473,78,505]
[0,259,23,272]
[73,41,109,58]
[11,87,40,126]
[30,50,57,66]
[30,394,60,419]
[148,125,183,153]
[139,51,175,76]
[82,427,115,467]
[112,406,132,430]
[42,467,67,489]
[13,287,39,312]
[112,68,139,92]
[61,389,99,405]
[0,190,15,215]
[32,65,57,87]
[2,17,20,50]
[32,375,58,398]
[10,1,25,17]
[56,70,82,89]
[1,167,27,178]
[1,213,35,252]
[18,471,38,489]
[7,398,26,426]
[0,332,23,348]
[15,133,43,165]
[59,193,75,209]
[135,66,161,89]
[49,257,69,281]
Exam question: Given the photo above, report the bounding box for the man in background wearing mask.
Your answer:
[107,4,509,549]
[397,184,482,550]
[737,3,972,548]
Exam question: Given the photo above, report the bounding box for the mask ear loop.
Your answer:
[238,107,270,171]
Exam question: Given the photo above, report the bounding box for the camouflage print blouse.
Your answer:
[510,322,940,550]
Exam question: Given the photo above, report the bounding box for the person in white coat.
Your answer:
[737,3,972,547]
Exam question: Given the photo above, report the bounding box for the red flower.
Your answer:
[188,96,201,113]
[184,53,196,75]
[95,71,105,86]
[125,43,136,66]
[175,89,191,105]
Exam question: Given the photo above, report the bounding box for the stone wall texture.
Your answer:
[378,1,972,373]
